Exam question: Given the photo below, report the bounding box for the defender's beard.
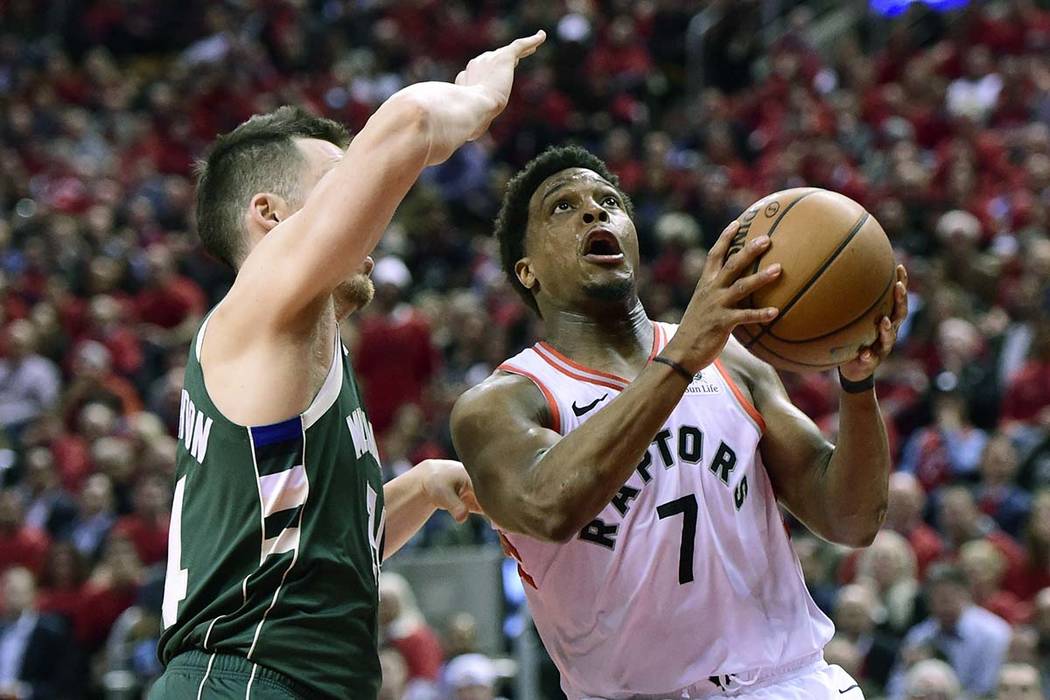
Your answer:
[335,274,375,318]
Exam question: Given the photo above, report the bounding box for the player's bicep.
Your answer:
[451,375,561,535]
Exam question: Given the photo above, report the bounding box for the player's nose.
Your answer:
[582,207,609,225]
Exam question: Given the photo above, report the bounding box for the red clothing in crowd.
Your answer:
[75,581,137,650]
[112,514,169,566]
[0,526,50,576]
[355,308,438,437]
[1001,360,1050,424]
[389,626,444,681]
[135,276,205,329]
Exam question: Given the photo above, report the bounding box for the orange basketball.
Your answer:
[725,188,896,373]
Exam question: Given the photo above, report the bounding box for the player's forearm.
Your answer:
[381,468,436,561]
[820,388,890,547]
[519,364,689,541]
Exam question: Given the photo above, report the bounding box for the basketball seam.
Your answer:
[765,270,895,344]
[748,189,820,275]
[749,336,842,370]
[745,211,870,350]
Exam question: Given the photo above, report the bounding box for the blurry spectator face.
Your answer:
[938,487,978,540]
[80,474,114,516]
[25,447,56,492]
[91,437,135,484]
[928,578,968,629]
[886,472,924,532]
[88,295,121,330]
[1035,588,1050,638]
[981,435,1019,485]
[78,402,117,441]
[44,542,82,589]
[1006,627,1038,665]
[1,567,36,617]
[997,663,1042,700]
[520,168,638,311]
[0,489,23,531]
[134,475,170,518]
[73,340,112,378]
[101,533,142,586]
[959,540,1005,591]
[5,319,37,361]
[834,584,877,638]
[1029,493,1050,545]
[864,530,913,590]
[446,612,478,657]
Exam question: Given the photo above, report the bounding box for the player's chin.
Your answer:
[581,275,634,303]
[336,274,376,313]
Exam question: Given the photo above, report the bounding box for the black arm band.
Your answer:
[838,370,875,394]
[653,356,694,383]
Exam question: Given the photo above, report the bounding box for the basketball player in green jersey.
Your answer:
[150,32,545,700]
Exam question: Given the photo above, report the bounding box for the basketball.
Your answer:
[726,187,896,373]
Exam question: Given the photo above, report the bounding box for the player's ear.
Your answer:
[248,192,288,234]
[515,258,538,293]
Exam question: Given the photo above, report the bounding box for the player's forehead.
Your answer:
[293,137,343,176]
[529,168,616,210]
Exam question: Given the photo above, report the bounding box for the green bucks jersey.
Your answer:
[158,315,385,698]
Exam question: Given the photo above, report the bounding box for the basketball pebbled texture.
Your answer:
[725,187,896,373]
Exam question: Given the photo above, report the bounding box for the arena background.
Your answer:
[1,0,1050,698]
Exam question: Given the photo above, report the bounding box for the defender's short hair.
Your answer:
[195,106,350,268]
[494,145,633,314]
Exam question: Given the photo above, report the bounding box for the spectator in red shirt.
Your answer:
[76,533,143,652]
[960,539,1032,625]
[886,472,945,578]
[134,243,206,350]
[78,294,143,379]
[36,541,88,626]
[62,341,142,424]
[977,433,1033,538]
[112,474,170,567]
[1016,491,1050,601]
[0,489,49,576]
[355,257,439,437]
[378,572,444,682]
[938,485,1030,598]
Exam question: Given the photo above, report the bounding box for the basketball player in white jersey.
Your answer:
[450,146,908,700]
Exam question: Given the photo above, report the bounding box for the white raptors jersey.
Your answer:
[498,323,834,700]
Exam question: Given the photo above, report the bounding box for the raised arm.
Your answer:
[738,265,909,547]
[451,222,782,541]
[228,32,545,331]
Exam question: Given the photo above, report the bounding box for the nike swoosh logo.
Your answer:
[572,394,608,417]
[838,684,861,695]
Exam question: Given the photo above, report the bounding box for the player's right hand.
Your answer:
[455,31,546,114]
[665,220,781,373]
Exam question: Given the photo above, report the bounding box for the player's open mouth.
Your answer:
[581,228,625,264]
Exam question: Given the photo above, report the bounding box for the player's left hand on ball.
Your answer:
[840,264,908,382]
[419,459,482,523]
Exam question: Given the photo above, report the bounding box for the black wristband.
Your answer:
[653,356,694,383]
[838,369,875,394]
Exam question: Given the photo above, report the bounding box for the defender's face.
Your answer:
[520,168,639,309]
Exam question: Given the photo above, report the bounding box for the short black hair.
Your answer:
[494,145,633,314]
[195,105,350,268]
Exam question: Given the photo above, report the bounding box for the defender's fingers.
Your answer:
[726,264,781,301]
[509,30,546,58]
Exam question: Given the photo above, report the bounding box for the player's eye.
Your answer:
[553,201,571,213]
[602,196,620,207]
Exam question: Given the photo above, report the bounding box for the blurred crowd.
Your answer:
[1,0,1050,697]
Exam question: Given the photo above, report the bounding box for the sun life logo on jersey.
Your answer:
[346,408,381,464]
[685,370,721,395]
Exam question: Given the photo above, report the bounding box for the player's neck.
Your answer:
[542,299,655,375]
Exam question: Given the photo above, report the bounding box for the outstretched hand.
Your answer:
[419,459,482,523]
[455,31,546,110]
[839,264,909,382]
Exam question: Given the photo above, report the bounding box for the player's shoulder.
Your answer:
[451,369,549,432]
[719,335,779,394]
